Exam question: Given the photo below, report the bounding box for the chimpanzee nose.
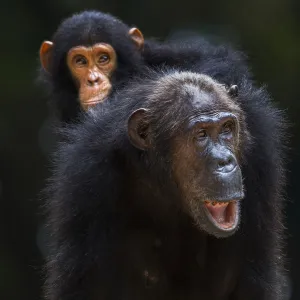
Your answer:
[212,147,237,173]
[87,72,100,86]
[217,154,236,173]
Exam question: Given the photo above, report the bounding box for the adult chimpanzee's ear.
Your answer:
[227,85,239,98]
[128,28,144,50]
[39,41,54,73]
[128,108,151,150]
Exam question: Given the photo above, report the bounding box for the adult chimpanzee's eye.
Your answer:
[197,129,207,139]
[221,121,234,135]
[74,55,87,66]
[98,53,110,64]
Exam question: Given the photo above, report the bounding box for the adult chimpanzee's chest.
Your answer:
[95,227,240,300]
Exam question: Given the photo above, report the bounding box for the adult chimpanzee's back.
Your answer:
[43,46,288,299]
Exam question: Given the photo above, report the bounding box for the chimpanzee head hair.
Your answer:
[39,10,145,122]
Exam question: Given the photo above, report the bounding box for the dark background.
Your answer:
[1,0,299,299]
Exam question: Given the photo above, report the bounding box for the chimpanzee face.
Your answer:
[66,43,117,110]
[171,109,244,238]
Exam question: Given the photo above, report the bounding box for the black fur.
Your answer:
[44,65,288,300]
[143,35,251,88]
[39,10,144,123]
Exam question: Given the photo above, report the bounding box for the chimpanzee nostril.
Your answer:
[218,160,225,168]
[218,156,232,167]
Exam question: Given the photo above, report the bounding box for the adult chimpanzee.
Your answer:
[39,10,145,123]
[44,69,287,300]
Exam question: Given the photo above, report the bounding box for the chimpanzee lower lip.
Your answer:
[203,199,240,231]
[83,96,106,105]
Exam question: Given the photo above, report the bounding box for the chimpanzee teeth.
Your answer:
[204,200,234,205]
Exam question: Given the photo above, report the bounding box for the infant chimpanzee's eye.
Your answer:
[98,54,110,64]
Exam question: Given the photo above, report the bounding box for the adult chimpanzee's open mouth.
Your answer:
[203,200,240,231]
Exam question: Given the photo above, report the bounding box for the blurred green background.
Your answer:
[0,0,299,299]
